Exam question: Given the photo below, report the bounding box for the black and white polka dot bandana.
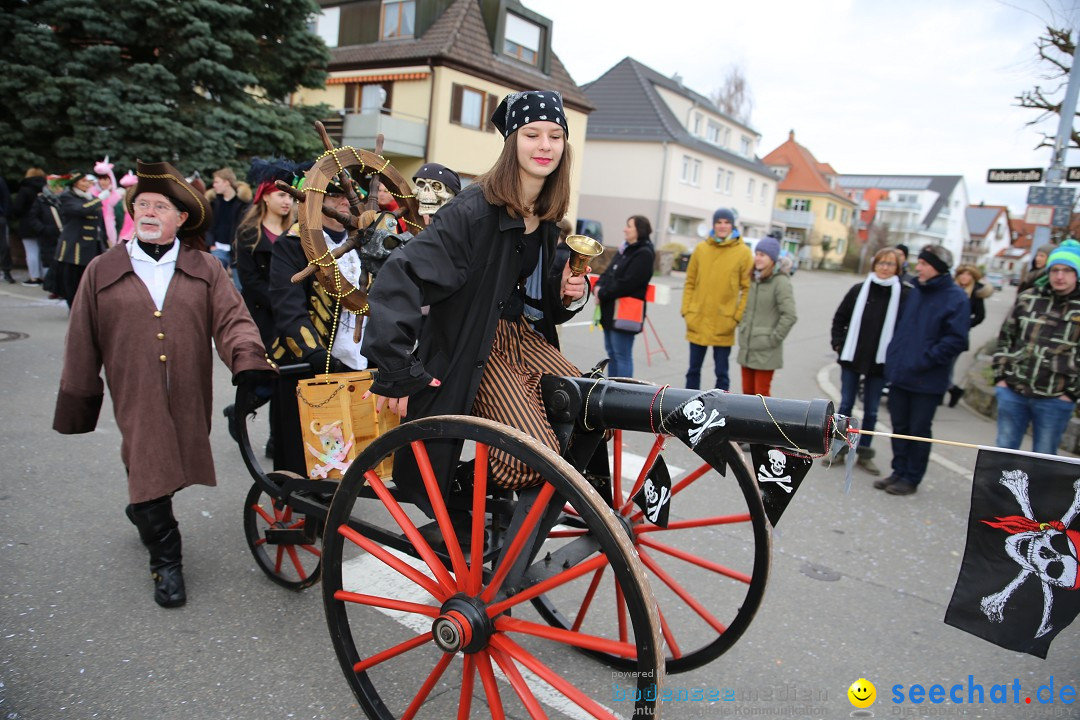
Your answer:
[490,90,568,138]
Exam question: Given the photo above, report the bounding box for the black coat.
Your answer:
[11,176,46,239]
[968,281,986,328]
[831,279,909,377]
[362,184,583,502]
[235,224,275,349]
[596,239,654,332]
[55,190,105,266]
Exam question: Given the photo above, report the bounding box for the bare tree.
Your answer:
[1016,26,1080,150]
[710,64,754,125]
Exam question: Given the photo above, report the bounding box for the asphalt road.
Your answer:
[0,267,1076,720]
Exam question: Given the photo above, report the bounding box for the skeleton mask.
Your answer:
[767,449,787,476]
[683,400,706,424]
[414,177,455,217]
[1007,529,1080,589]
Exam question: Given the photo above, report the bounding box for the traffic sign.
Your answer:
[1067,167,1080,182]
[987,168,1043,183]
[1053,207,1072,227]
[1025,206,1054,226]
[1027,185,1075,208]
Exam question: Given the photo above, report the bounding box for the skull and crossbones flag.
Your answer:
[749,445,813,526]
[944,449,1080,658]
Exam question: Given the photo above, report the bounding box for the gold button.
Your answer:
[154,311,162,318]
[159,355,167,362]
[157,333,165,340]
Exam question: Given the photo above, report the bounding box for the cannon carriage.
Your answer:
[233,136,850,718]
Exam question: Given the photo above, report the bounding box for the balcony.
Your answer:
[876,200,922,213]
[772,209,814,229]
[341,109,428,159]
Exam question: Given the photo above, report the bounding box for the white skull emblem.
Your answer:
[683,400,706,424]
[1007,529,1079,589]
[414,177,455,217]
[767,449,787,476]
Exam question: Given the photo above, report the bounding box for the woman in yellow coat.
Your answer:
[681,208,753,389]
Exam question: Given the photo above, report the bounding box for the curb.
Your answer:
[815,364,972,478]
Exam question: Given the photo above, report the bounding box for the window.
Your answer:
[706,120,721,145]
[680,156,701,186]
[841,208,849,224]
[747,178,755,198]
[450,84,497,131]
[504,12,542,65]
[787,198,810,212]
[834,237,847,256]
[693,113,702,136]
[740,135,752,157]
[760,183,768,205]
[723,127,731,147]
[311,6,340,48]
[344,82,393,113]
[668,214,698,236]
[715,168,725,192]
[725,171,734,194]
[381,0,415,40]
[826,203,836,221]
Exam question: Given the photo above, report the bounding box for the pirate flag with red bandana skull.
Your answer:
[945,448,1080,658]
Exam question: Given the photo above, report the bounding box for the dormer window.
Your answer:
[504,12,541,65]
[381,0,415,40]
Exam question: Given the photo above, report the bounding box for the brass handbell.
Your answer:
[562,234,603,307]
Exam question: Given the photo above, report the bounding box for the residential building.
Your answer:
[988,217,1036,285]
[293,0,593,219]
[575,57,777,251]
[962,204,1011,269]
[761,130,857,269]
[836,175,971,268]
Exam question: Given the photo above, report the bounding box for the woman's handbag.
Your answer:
[613,296,645,333]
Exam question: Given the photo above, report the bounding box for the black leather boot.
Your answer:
[126,497,186,608]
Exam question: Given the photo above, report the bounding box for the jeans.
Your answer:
[686,343,731,390]
[995,385,1075,455]
[888,387,941,486]
[23,238,42,280]
[839,368,887,449]
[603,328,636,378]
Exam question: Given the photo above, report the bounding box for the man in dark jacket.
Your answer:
[881,245,970,495]
[993,239,1080,454]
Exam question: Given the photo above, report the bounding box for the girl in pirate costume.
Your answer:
[362,90,590,510]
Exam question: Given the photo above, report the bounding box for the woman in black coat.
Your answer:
[11,169,46,284]
[830,247,907,476]
[595,215,654,378]
[363,90,589,505]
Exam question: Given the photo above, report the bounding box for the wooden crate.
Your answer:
[295,371,398,480]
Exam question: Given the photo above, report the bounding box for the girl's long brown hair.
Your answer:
[236,189,296,251]
[476,130,572,222]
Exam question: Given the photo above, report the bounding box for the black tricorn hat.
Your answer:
[126,160,213,237]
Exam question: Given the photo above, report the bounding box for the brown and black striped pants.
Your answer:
[471,317,580,489]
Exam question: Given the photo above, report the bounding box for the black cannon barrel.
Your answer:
[564,378,837,453]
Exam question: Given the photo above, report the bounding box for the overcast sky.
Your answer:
[540,0,1080,216]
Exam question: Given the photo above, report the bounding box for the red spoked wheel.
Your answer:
[321,416,663,719]
[532,431,771,674]
[243,473,324,590]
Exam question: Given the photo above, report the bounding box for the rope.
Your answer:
[849,428,981,450]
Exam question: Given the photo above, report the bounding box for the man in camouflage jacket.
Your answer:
[993,239,1080,454]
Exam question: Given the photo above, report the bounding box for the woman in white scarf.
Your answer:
[829,247,907,477]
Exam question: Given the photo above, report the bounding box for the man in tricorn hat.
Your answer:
[53,160,277,608]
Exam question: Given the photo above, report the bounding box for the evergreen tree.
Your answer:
[0,0,331,177]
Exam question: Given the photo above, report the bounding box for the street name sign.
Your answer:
[1068,167,1080,182]
[987,168,1043,183]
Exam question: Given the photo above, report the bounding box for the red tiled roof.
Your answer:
[761,130,851,203]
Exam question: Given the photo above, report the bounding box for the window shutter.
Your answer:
[785,197,791,209]
[806,200,811,210]
[344,84,357,113]
[450,84,463,124]
[486,93,499,132]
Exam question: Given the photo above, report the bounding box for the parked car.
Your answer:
[985,271,1005,290]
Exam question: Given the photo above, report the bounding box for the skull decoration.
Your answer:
[683,400,706,424]
[1007,529,1079,589]
[767,449,787,476]
[412,163,461,224]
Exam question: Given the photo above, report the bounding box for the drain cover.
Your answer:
[0,330,29,342]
